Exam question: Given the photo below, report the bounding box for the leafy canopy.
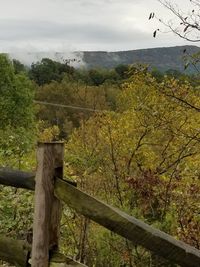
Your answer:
[0,54,35,163]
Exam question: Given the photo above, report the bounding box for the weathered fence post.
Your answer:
[31,142,64,267]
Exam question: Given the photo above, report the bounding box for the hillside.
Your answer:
[8,45,200,73]
[83,45,200,72]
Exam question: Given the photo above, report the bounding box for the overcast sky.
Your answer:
[0,0,196,52]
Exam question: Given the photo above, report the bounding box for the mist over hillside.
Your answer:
[83,45,200,73]
[8,51,85,68]
[8,45,200,73]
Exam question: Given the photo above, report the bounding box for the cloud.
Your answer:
[0,0,195,52]
[0,18,151,47]
[9,50,85,67]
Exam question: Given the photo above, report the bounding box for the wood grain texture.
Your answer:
[0,168,76,190]
[0,167,200,266]
[31,143,63,267]
[49,145,64,250]
[0,168,35,190]
[55,178,200,267]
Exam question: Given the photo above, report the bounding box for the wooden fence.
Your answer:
[0,142,200,267]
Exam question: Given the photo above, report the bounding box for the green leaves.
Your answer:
[65,70,200,255]
[29,58,75,86]
[0,55,34,129]
[0,54,35,165]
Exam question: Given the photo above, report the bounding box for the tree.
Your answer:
[12,59,26,74]
[0,55,35,250]
[64,70,200,266]
[151,0,200,42]
[35,73,121,138]
[29,58,74,85]
[165,68,182,78]
[115,64,130,79]
[0,54,35,167]
[149,1,200,112]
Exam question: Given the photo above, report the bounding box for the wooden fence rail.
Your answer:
[0,235,86,267]
[0,142,200,267]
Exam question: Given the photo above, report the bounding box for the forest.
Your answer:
[0,50,199,267]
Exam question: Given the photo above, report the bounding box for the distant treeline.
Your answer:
[12,57,197,87]
[9,56,199,140]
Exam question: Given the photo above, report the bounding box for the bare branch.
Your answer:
[156,0,200,41]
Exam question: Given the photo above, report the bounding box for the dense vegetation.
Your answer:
[0,54,200,266]
[20,45,200,73]
[83,45,200,73]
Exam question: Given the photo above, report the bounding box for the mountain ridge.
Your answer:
[82,45,200,72]
[7,45,200,73]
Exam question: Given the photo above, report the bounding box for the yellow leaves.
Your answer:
[67,72,200,181]
[65,70,200,222]
[38,124,60,142]
[58,70,200,253]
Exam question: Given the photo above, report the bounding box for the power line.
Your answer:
[34,100,103,112]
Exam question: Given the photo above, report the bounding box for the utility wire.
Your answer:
[34,100,103,112]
